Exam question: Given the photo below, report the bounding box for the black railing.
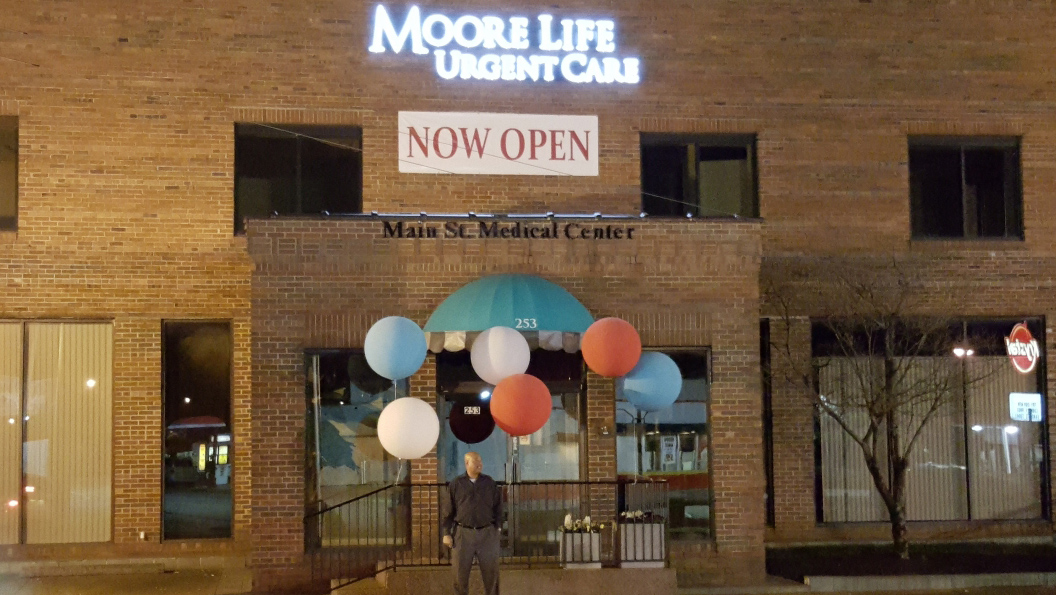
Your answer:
[305,480,669,589]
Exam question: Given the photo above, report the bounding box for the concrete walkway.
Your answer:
[0,568,251,595]
[3,568,1056,595]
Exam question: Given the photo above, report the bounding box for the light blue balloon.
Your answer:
[364,316,427,380]
[617,352,683,412]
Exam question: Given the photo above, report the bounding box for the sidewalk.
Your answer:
[4,568,1056,595]
[0,568,251,595]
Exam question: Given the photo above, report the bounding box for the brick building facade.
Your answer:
[0,0,1053,593]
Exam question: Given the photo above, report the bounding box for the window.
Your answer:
[0,116,16,230]
[305,350,409,547]
[617,349,712,539]
[641,134,757,218]
[234,124,362,234]
[1,322,112,544]
[305,350,407,501]
[909,137,1022,239]
[163,322,233,539]
[814,319,1050,523]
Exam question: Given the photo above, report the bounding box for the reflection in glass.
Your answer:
[305,351,408,546]
[163,322,232,540]
[616,350,711,540]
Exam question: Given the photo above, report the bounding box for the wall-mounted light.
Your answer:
[971,425,983,432]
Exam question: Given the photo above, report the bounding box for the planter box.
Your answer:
[559,532,601,569]
[619,523,665,568]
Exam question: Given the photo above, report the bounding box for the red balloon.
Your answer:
[581,317,642,377]
[490,374,552,437]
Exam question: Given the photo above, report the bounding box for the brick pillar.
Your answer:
[408,356,440,564]
[112,317,162,544]
[769,316,817,534]
[585,370,617,523]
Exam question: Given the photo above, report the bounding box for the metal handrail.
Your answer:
[306,479,670,590]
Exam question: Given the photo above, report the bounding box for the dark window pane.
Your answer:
[301,135,362,215]
[0,116,16,230]
[964,148,1009,237]
[910,146,963,237]
[163,322,233,540]
[641,144,687,217]
[234,124,362,234]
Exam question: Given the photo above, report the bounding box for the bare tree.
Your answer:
[765,258,995,559]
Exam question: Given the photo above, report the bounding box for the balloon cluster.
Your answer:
[364,313,684,464]
[364,316,437,460]
[582,317,683,412]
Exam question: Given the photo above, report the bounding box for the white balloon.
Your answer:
[470,326,531,386]
[377,397,440,460]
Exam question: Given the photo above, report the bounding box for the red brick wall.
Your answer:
[2,0,1056,586]
[247,217,763,590]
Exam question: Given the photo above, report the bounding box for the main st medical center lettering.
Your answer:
[383,221,635,240]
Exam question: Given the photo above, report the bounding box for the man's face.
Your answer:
[464,454,483,478]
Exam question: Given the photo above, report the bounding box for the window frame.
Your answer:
[908,135,1023,241]
[234,123,363,234]
[640,133,758,219]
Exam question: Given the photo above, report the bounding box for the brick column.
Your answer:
[769,316,817,535]
[408,356,440,564]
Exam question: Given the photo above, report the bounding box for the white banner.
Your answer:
[398,111,598,176]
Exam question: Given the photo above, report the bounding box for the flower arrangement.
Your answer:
[619,510,664,523]
[559,513,606,533]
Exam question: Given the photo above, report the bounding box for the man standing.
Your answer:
[442,451,502,595]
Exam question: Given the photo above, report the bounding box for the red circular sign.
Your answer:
[1005,323,1040,374]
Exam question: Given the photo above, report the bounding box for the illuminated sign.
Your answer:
[369,5,641,84]
[1009,392,1043,422]
[1005,323,1040,374]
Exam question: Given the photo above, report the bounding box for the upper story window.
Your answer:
[0,117,17,230]
[909,136,1022,240]
[234,124,362,234]
[641,134,757,218]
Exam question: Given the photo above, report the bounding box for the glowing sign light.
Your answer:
[369,5,641,84]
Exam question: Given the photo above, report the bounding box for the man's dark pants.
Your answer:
[452,526,500,595]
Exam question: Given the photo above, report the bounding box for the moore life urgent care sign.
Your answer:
[369,4,640,84]
[398,112,598,176]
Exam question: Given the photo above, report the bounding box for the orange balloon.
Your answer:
[581,317,642,377]
[490,374,552,437]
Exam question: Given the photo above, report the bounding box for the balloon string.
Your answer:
[393,459,406,486]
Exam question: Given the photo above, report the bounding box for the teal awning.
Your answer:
[424,274,594,334]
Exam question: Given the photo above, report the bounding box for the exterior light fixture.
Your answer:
[971,425,983,432]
